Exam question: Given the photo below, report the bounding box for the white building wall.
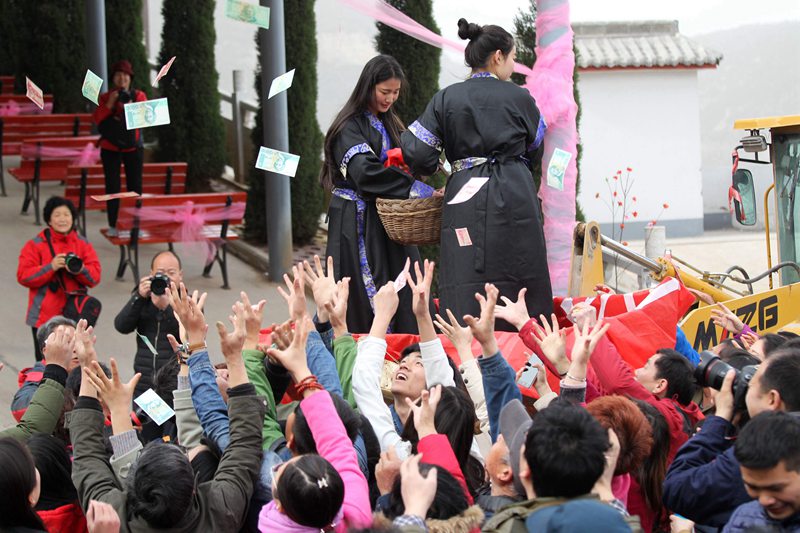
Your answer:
[576,69,705,237]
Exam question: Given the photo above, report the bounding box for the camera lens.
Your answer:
[694,351,739,391]
[150,274,168,296]
[65,253,83,274]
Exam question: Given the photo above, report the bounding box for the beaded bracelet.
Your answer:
[296,381,324,396]
[296,375,318,386]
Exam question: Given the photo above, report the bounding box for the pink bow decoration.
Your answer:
[20,142,100,168]
[0,100,53,116]
[120,201,246,264]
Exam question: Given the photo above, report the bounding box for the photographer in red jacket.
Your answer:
[92,59,146,235]
[17,197,101,361]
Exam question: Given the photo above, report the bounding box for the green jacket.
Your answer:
[1,374,65,441]
[69,385,266,533]
[242,348,284,449]
[333,334,358,409]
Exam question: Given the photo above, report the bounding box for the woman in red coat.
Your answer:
[17,197,101,361]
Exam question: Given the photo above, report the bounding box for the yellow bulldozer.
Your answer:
[569,115,800,350]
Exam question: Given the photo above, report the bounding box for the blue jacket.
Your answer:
[675,326,701,366]
[723,500,800,532]
[477,351,522,442]
[663,416,751,527]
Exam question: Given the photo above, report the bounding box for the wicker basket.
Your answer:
[376,195,443,246]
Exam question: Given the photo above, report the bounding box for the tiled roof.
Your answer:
[573,20,722,70]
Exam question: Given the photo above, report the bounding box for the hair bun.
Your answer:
[457,18,482,41]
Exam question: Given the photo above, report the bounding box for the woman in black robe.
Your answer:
[400,19,553,330]
[320,55,428,333]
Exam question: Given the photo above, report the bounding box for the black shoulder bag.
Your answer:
[45,229,102,326]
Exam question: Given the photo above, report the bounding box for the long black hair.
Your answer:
[0,437,46,530]
[275,454,345,530]
[457,18,515,69]
[631,398,671,528]
[319,54,406,191]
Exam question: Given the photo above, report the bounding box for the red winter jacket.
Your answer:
[38,501,88,533]
[92,88,147,152]
[17,228,101,327]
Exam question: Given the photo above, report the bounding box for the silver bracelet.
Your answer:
[565,372,587,382]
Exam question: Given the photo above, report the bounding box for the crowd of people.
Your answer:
[4,15,800,533]
[3,248,800,532]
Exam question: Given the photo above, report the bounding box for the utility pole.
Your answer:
[259,0,293,281]
[85,0,108,90]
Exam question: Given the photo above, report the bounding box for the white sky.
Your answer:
[432,0,800,38]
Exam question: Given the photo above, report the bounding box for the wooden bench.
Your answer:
[9,136,100,224]
[0,75,14,94]
[65,163,188,236]
[0,93,54,111]
[0,113,93,196]
[101,192,246,288]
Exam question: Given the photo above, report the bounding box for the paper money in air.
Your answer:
[268,69,296,99]
[255,146,300,178]
[225,0,270,29]
[81,69,103,105]
[152,56,176,87]
[124,98,170,130]
[25,77,45,110]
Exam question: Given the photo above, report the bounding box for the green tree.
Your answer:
[374,0,441,125]
[155,0,225,191]
[512,1,585,220]
[0,0,16,75]
[244,0,324,245]
[11,0,87,111]
[105,0,152,98]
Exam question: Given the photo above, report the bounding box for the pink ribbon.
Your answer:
[335,0,534,76]
[526,1,579,294]
[120,201,246,264]
[0,100,53,116]
[20,141,100,168]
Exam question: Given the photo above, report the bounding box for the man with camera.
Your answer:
[91,59,146,236]
[114,251,183,399]
[663,347,800,529]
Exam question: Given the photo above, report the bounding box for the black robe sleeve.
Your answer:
[521,93,546,159]
[400,93,443,176]
[333,118,414,200]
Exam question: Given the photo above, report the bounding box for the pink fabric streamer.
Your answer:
[20,142,100,168]
[335,0,534,76]
[0,100,53,116]
[120,202,246,264]
[526,1,579,294]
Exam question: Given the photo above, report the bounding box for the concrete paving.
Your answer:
[0,156,297,427]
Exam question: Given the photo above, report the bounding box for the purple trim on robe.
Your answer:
[339,143,374,177]
[331,187,378,312]
[410,180,434,198]
[528,115,547,152]
[408,120,442,152]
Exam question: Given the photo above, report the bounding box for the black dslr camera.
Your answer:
[150,273,170,296]
[694,351,758,412]
[64,253,83,275]
[117,89,134,104]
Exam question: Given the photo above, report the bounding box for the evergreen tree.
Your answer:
[374,0,441,125]
[512,1,585,220]
[105,0,152,98]
[12,0,87,111]
[0,0,16,75]
[244,0,324,245]
[155,0,225,191]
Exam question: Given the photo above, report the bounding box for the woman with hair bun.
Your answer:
[401,19,552,330]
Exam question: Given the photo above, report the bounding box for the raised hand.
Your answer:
[84,359,140,435]
[406,259,436,341]
[277,264,308,322]
[530,313,568,376]
[495,287,530,331]
[370,281,400,338]
[167,281,206,346]
[434,308,474,359]
[304,255,337,323]
[710,302,744,334]
[239,291,266,351]
[688,288,714,306]
[400,454,438,519]
[268,319,295,352]
[324,277,350,338]
[404,384,441,439]
[569,319,610,382]
[217,302,248,361]
[376,446,402,496]
[267,315,313,383]
[569,301,597,331]
[741,331,760,351]
[464,283,499,356]
[73,318,97,367]
[86,500,121,533]
[45,325,77,370]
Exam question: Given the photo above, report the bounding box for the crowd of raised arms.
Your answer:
[2,250,800,533]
